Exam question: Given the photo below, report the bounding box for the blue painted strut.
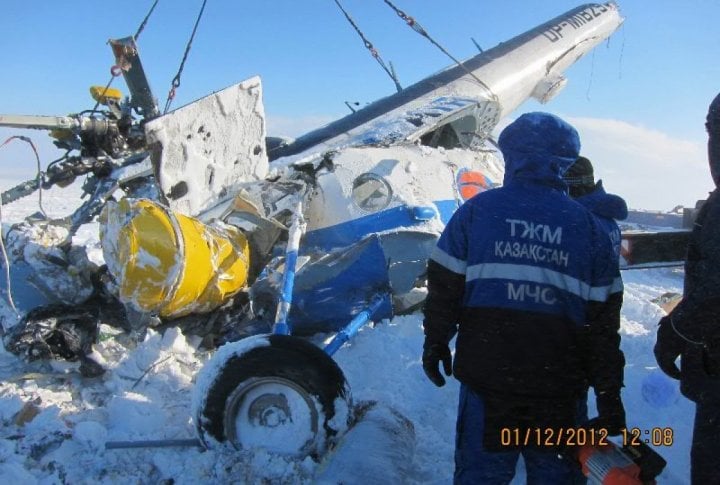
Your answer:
[323,294,392,356]
[272,201,306,336]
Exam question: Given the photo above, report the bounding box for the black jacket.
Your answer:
[668,188,720,401]
[667,92,720,402]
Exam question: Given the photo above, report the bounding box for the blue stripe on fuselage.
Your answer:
[302,201,456,250]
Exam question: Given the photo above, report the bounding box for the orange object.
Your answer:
[457,169,492,201]
[577,443,645,485]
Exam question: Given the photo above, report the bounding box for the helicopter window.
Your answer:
[419,115,478,150]
[351,173,393,212]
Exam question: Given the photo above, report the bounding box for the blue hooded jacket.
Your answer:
[500,111,582,189]
[575,180,628,258]
[423,112,625,399]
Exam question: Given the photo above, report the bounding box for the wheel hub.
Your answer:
[223,376,320,455]
[249,393,290,427]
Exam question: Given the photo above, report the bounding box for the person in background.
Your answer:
[564,155,628,259]
[564,155,628,484]
[654,91,720,484]
[422,112,626,484]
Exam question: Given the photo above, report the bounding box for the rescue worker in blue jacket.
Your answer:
[654,91,720,484]
[564,155,628,259]
[564,156,628,484]
[422,112,626,484]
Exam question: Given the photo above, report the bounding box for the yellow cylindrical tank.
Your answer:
[100,198,250,318]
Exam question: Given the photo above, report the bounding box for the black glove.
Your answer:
[654,315,684,380]
[422,342,452,387]
[595,389,626,436]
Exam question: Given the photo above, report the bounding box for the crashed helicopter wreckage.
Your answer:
[0,2,670,461]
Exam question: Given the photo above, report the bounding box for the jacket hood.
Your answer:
[498,112,580,189]
[708,92,720,188]
[575,180,628,221]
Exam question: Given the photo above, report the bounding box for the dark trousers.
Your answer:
[454,384,578,485]
[692,399,720,484]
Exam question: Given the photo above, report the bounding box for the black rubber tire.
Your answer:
[195,334,352,457]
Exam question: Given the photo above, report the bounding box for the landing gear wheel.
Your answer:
[193,334,352,457]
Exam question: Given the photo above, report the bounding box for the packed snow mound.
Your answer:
[0,274,694,483]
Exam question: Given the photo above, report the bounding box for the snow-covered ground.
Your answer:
[0,180,694,483]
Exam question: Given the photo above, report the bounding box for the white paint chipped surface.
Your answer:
[146,77,269,216]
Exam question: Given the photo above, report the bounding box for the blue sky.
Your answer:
[2,0,719,209]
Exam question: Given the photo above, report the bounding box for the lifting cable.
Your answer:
[134,0,160,40]
[0,136,46,316]
[163,0,209,114]
[381,0,497,102]
[0,190,17,316]
[0,136,46,219]
[331,0,402,93]
[91,0,162,116]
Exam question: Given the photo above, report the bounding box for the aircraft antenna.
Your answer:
[344,101,360,113]
[471,37,483,53]
[331,0,403,93]
[381,0,497,102]
[163,0,209,114]
[90,0,162,117]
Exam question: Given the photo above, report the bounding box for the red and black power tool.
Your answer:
[577,439,667,484]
